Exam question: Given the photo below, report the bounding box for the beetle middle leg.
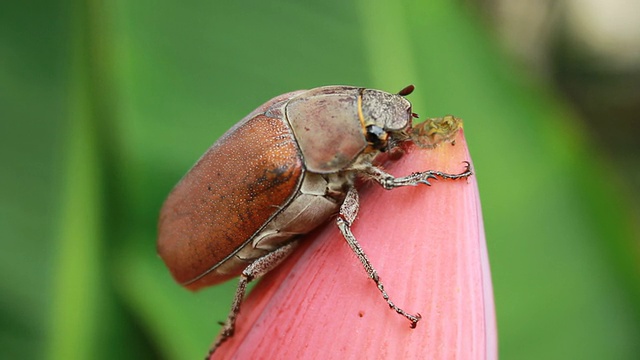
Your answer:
[336,187,422,328]
[208,241,299,358]
[364,161,472,189]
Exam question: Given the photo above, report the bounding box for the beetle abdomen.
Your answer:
[158,114,304,289]
[215,172,346,282]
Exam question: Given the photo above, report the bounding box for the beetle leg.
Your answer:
[336,187,422,328]
[364,161,472,189]
[208,241,299,358]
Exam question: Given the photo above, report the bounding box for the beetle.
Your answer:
[157,85,472,357]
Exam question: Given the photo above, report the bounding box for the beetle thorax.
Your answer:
[284,86,412,175]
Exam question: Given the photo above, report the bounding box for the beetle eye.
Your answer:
[366,125,388,150]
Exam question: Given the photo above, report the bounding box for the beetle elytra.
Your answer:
[157,85,472,357]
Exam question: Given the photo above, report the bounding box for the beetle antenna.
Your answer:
[397,84,415,96]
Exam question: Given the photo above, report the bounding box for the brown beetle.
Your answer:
[157,85,472,356]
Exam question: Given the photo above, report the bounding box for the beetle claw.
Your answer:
[410,313,422,328]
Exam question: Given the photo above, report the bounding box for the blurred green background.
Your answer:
[2,0,639,359]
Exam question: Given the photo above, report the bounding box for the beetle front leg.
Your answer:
[336,187,422,328]
[208,241,299,358]
[365,161,472,189]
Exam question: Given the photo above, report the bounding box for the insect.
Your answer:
[157,85,472,357]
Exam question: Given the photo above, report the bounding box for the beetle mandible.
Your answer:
[157,85,472,357]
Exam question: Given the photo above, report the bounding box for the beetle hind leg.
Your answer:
[336,187,422,328]
[208,241,299,358]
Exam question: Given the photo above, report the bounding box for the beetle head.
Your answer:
[359,88,414,153]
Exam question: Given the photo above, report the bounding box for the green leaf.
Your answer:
[2,1,638,359]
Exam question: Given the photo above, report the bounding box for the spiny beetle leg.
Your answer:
[365,161,473,190]
[208,241,298,358]
[336,188,421,328]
